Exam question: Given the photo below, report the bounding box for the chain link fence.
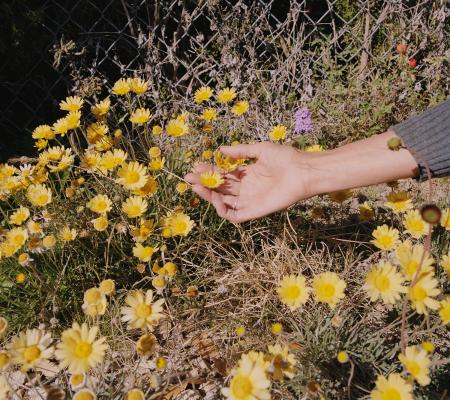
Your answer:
[1,0,448,160]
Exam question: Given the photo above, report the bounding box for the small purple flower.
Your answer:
[294,106,313,134]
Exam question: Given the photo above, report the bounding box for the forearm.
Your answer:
[307,131,419,196]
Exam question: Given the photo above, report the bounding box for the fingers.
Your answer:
[220,143,264,159]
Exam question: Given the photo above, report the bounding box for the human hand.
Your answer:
[184,142,317,223]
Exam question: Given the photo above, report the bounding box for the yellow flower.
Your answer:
[27,220,42,235]
[148,146,161,158]
[91,216,109,231]
[82,287,107,317]
[112,78,130,95]
[132,243,157,262]
[53,117,71,136]
[122,196,148,218]
[155,356,167,369]
[277,274,310,310]
[152,125,163,135]
[136,333,157,356]
[267,343,296,381]
[42,235,57,249]
[328,189,353,203]
[440,209,450,230]
[370,373,413,400]
[201,108,218,121]
[73,388,97,400]
[86,194,112,214]
[162,212,195,237]
[125,389,145,400]
[231,100,249,116]
[69,373,86,390]
[55,322,107,374]
[337,351,349,364]
[217,87,237,103]
[0,317,8,338]
[214,150,246,173]
[8,328,54,372]
[305,144,323,152]
[165,118,189,137]
[16,272,26,283]
[130,108,152,125]
[403,209,430,239]
[99,279,115,296]
[86,122,108,145]
[364,261,406,304]
[438,297,450,324]
[408,273,441,315]
[26,183,52,207]
[152,275,167,292]
[176,182,189,194]
[312,272,346,309]
[371,225,400,251]
[8,206,30,225]
[32,124,55,140]
[101,149,127,171]
[59,226,78,242]
[130,219,155,242]
[0,350,11,370]
[384,191,413,214]
[235,326,246,336]
[121,289,164,331]
[116,161,149,190]
[395,240,434,280]
[398,345,431,386]
[66,111,81,130]
[148,157,165,171]
[18,252,32,266]
[194,86,213,103]
[269,125,287,141]
[359,201,374,222]
[221,351,271,400]
[422,341,434,353]
[271,322,282,335]
[441,252,450,278]
[6,227,28,248]
[60,96,84,112]
[128,77,148,94]
[200,170,224,189]
[203,149,213,160]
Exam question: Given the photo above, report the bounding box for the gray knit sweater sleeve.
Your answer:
[390,99,450,181]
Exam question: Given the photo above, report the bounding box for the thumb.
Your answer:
[220,143,263,159]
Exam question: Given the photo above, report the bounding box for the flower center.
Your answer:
[136,303,152,318]
[381,388,401,400]
[126,171,140,184]
[374,275,390,291]
[23,345,41,362]
[85,289,102,304]
[411,286,427,301]
[380,236,393,248]
[406,361,421,376]
[286,285,301,300]
[173,221,187,233]
[406,261,418,275]
[319,283,335,298]
[37,194,49,204]
[74,341,93,359]
[231,375,254,398]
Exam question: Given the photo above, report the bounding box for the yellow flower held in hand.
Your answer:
[384,191,413,214]
[277,274,310,310]
[371,224,400,251]
[55,322,108,374]
[312,272,346,309]
[194,86,213,103]
[269,125,287,141]
[130,108,152,125]
[121,289,164,331]
[200,170,224,189]
[408,273,441,315]
[122,196,148,218]
[370,373,413,400]
[364,261,406,304]
[398,345,431,386]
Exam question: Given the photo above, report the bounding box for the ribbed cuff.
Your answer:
[390,99,450,181]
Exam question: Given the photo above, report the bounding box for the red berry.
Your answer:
[408,58,417,68]
[396,43,408,54]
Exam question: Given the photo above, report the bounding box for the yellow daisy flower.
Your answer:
[438,297,450,324]
[122,196,148,218]
[112,78,130,95]
[152,125,163,135]
[26,183,52,207]
[132,243,157,262]
[8,328,54,372]
[86,194,112,214]
[359,201,374,222]
[148,146,161,158]
[73,388,97,400]
[136,333,157,357]
[217,87,237,103]
[128,77,148,94]
[121,289,164,330]
[116,161,149,190]
[59,96,84,112]
[82,287,107,317]
[165,118,189,137]
[194,86,213,103]
[277,274,310,310]
[32,124,55,140]
[55,322,108,374]
[201,108,218,121]
[8,206,30,225]
[403,209,430,239]
[271,323,282,335]
[408,273,441,315]
[267,343,296,381]
[395,240,434,280]
[91,216,109,231]
[312,272,346,309]
[6,227,28,248]
[162,212,195,237]
[214,150,245,173]
[59,226,78,242]
[200,170,224,189]
[269,124,287,141]
[364,261,406,304]
[148,157,165,171]
[398,345,431,386]
[337,351,349,364]
[69,373,86,390]
[86,122,108,145]
[130,108,152,125]
[370,373,413,400]
[371,225,400,251]
[130,219,155,242]
[125,388,145,400]
[440,208,450,230]
[384,191,413,214]
[231,100,249,116]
